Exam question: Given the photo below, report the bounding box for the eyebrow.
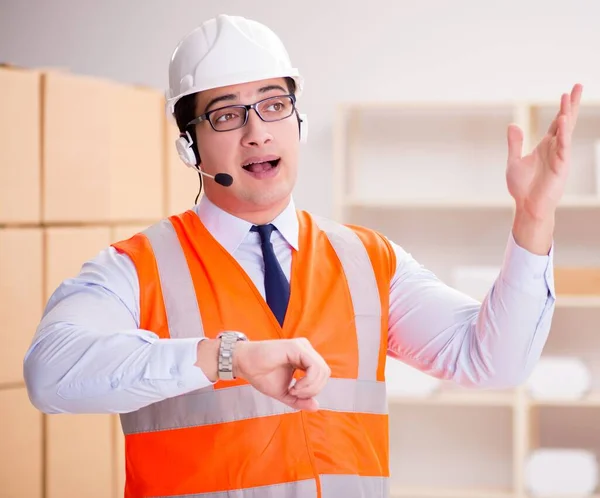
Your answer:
[203,84,287,113]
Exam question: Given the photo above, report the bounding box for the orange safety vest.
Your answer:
[112,208,397,498]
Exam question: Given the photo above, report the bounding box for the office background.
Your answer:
[1,1,600,497]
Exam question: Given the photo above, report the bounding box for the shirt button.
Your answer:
[170,366,178,376]
[111,379,120,388]
[177,381,185,388]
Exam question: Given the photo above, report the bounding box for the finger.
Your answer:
[290,360,329,397]
[507,124,524,162]
[547,93,570,136]
[290,367,317,395]
[286,344,320,389]
[290,359,330,398]
[291,373,327,399]
[556,114,570,164]
[568,83,583,132]
[280,393,319,412]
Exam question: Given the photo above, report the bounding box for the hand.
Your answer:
[233,338,331,412]
[506,83,583,220]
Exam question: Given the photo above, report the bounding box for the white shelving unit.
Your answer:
[332,98,600,498]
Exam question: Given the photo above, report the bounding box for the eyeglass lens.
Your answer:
[210,96,294,131]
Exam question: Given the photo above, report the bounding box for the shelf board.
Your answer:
[390,486,514,498]
[528,391,600,407]
[340,99,600,111]
[556,295,600,309]
[345,195,600,210]
[390,486,600,498]
[388,389,514,407]
[389,389,600,408]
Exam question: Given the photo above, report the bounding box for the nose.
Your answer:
[241,109,273,147]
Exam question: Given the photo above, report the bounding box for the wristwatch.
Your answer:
[216,331,248,380]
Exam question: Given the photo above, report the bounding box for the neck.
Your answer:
[205,194,291,226]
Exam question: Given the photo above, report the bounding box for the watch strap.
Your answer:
[217,332,247,380]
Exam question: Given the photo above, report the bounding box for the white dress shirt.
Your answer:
[23,196,556,414]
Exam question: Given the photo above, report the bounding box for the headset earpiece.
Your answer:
[298,113,308,143]
[175,130,200,168]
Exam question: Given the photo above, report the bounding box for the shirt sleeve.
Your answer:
[386,231,556,389]
[23,246,214,415]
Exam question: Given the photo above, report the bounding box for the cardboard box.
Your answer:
[43,227,120,498]
[165,119,202,215]
[46,413,115,498]
[554,267,600,295]
[0,65,41,223]
[111,223,153,244]
[0,387,43,498]
[0,228,43,384]
[44,227,111,299]
[42,70,165,223]
[114,415,126,496]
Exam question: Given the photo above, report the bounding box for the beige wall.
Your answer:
[1,0,599,218]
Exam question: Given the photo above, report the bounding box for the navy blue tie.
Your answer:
[251,224,289,326]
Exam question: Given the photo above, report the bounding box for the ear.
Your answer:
[175,130,198,168]
[298,113,308,143]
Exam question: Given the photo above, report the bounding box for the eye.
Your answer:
[266,102,284,112]
[216,112,238,122]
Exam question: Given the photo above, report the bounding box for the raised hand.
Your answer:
[506,83,583,221]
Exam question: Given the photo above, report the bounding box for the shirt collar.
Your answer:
[193,195,299,254]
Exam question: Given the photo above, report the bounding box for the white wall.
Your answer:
[1,0,599,218]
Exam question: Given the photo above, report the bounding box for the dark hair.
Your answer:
[172,77,297,204]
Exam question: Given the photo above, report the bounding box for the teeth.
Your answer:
[243,158,278,167]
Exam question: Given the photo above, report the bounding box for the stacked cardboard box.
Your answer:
[0,64,199,498]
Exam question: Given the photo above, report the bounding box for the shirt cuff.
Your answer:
[143,336,215,392]
[500,231,556,299]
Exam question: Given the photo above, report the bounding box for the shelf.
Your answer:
[390,487,513,498]
[556,295,600,309]
[528,392,600,407]
[335,97,600,498]
[526,496,600,498]
[388,389,514,407]
[345,195,600,210]
[389,390,600,408]
[390,486,600,498]
[340,99,600,112]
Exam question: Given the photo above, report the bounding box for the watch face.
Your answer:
[217,331,248,341]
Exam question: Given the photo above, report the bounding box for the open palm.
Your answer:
[506,84,583,220]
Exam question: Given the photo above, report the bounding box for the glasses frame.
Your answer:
[186,94,298,132]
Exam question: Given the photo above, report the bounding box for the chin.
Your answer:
[244,183,292,208]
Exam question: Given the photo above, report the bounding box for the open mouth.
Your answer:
[241,156,281,179]
[242,158,280,173]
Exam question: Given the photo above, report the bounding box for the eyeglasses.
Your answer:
[187,94,297,132]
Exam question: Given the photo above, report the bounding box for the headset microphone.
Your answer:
[198,170,234,187]
[175,131,234,187]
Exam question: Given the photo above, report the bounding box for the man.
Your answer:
[24,13,582,498]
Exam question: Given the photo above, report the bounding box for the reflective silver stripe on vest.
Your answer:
[121,377,387,435]
[151,479,317,498]
[149,475,388,497]
[320,474,389,498]
[312,216,382,381]
[142,220,204,339]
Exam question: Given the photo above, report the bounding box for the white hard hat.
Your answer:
[166,14,304,116]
